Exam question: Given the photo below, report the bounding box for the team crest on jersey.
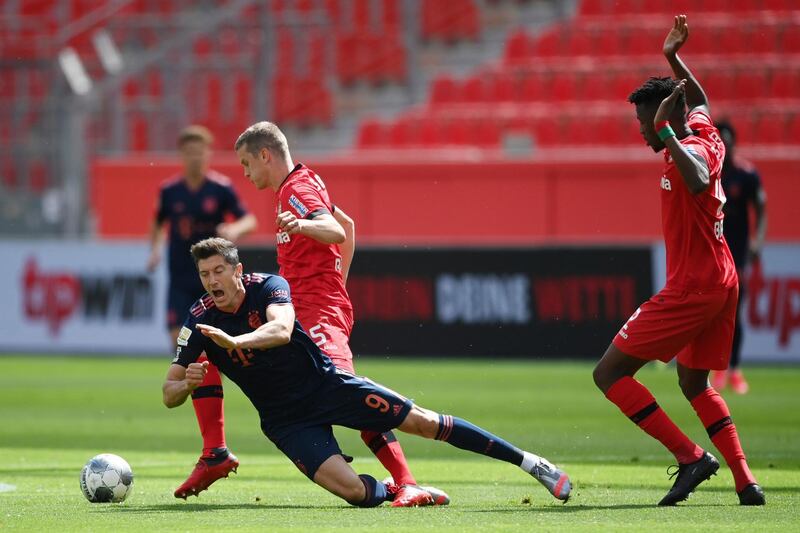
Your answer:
[288,195,308,216]
[177,326,192,346]
[248,310,262,329]
[661,176,672,191]
[203,197,218,213]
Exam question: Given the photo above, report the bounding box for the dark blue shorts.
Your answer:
[167,281,205,329]
[262,370,414,480]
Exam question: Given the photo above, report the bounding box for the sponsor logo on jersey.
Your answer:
[270,289,289,300]
[177,326,193,346]
[248,310,262,329]
[276,231,291,244]
[661,176,672,191]
[288,195,308,216]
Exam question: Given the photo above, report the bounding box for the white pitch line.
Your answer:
[0,483,17,493]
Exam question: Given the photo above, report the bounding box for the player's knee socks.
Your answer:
[191,356,226,456]
[690,387,756,491]
[361,430,417,486]
[349,474,388,508]
[606,376,703,464]
[435,414,523,466]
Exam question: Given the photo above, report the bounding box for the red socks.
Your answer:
[691,387,757,492]
[606,376,703,464]
[191,355,227,456]
[361,430,417,486]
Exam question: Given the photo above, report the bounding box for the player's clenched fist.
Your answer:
[185,360,209,389]
[277,211,305,235]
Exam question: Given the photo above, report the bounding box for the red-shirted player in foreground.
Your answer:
[230,121,448,507]
[592,16,764,507]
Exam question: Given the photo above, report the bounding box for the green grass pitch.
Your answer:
[0,356,797,532]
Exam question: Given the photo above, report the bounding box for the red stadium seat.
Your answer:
[596,30,621,56]
[489,72,517,102]
[532,116,563,146]
[762,0,794,12]
[746,25,778,54]
[787,113,800,144]
[418,117,444,145]
[702,70,736,102]
[566,30,593,56]
[578,0,606,16]
[533,28,562,57]
[610,72,640,102]
[354,0,370,30]
[716,25,750,55]
[382,0,400,29]
[472,119,501,147]
[388,119,413,146]
[505,30,530,62]
[581,72,612,101]
[128,112,148,151]
[625,27,659,57]
[754,113,786,144]
[357,119,386,147]
[734,70,768,100]
[431,76,460,104]
[551,72,577,101]
[770,70,800,99]
[462,75,487,102]
[521,71,546,101]
[780,26,800,53]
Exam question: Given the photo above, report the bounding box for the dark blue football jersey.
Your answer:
[721,159,763,267]
[155,171,248,284]
[172,273,336,423]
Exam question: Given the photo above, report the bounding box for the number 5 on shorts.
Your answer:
[309,324,327,347]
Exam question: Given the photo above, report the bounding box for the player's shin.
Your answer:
[348,474,388,508]
[606,376,703,464]
[361,430,417,486]
[191,356,227,456]
[434,414,524,465]
[690,387,757,492]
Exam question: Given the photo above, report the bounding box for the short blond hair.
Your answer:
[177,125,214,148]
[234,121,289,157]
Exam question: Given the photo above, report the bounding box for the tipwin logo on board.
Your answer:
[22,258,155,335]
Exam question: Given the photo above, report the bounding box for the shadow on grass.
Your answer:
[98,503,352,512]
[468,503,728,513]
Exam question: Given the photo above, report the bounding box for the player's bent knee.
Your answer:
[398,406,439,438]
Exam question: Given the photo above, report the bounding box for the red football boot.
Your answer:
[174,449,239,499]
[388,483,450,507]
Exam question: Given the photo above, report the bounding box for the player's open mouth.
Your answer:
[212,289,224,298]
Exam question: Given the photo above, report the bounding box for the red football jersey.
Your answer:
[275,163,352,310]
[660,108,738,291]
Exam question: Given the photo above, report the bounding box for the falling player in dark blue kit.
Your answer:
[147,125,257,497]
[163,238,572,507]
[710,120,768,394]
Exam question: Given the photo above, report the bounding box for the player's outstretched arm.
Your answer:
[333,206,355,283]
[277,211,345,244]
[147,221,166,272]
[162,361,208,408]
[656,81,710,194]
[197,303,295,351]
[217,213,258,242]
[663,15,709,112]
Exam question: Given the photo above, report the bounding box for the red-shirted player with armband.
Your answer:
[232,121,449,507]
[592,16,764,507]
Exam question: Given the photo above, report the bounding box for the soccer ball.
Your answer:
[79,453,134,503]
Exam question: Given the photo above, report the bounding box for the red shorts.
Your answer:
[295,303,355,373]
[612,285,738,371]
